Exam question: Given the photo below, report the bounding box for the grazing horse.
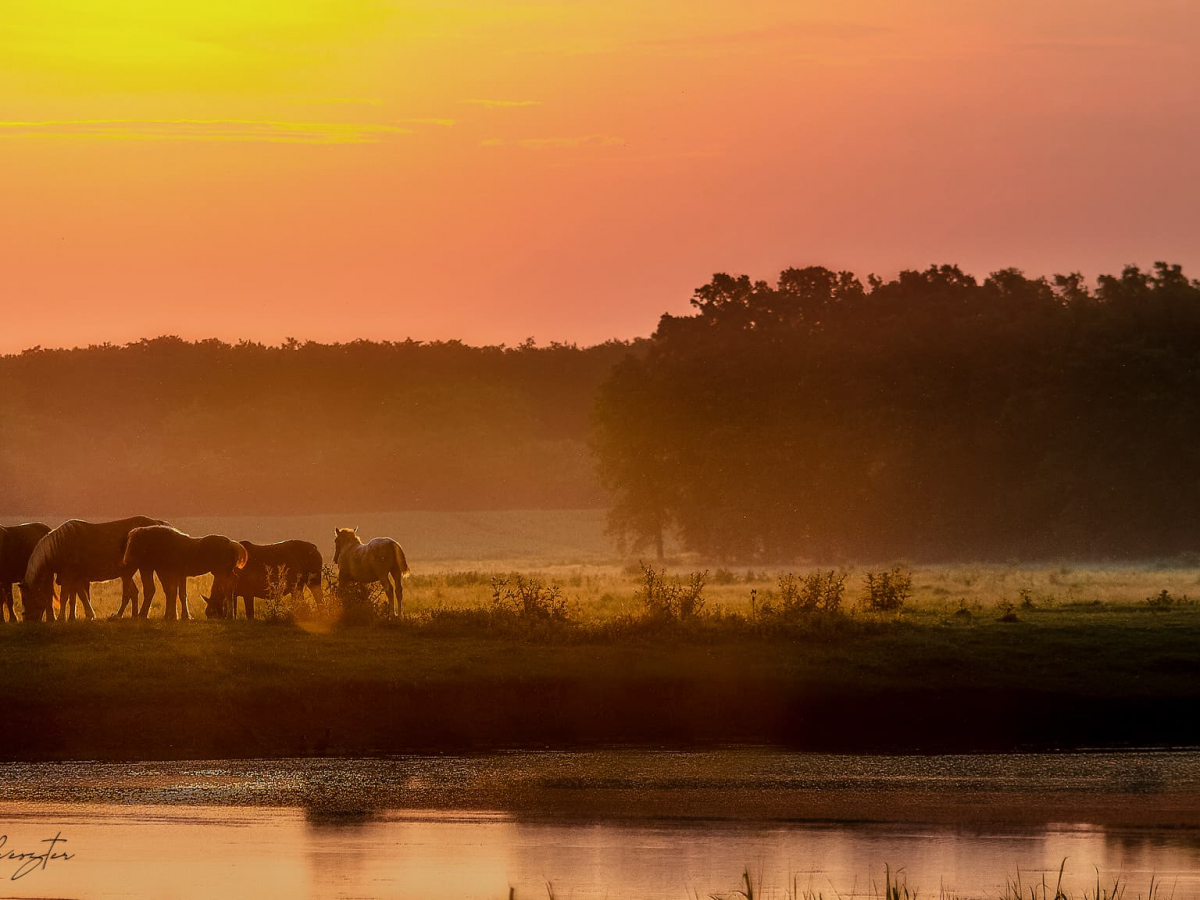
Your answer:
[203,540,324,620]
[333,527,410,617]
[122,526,248,620]
[23,517,167,622]
[0,522,51,622]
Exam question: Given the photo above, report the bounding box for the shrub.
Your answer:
[637,563,707,623]
[260,564,294,623]
[997,600,1020,623]
[322,564,385,626]
[712,568,738,585]
[862,566,912,612]
[490,575,570,622]
[1146,588,1180,608]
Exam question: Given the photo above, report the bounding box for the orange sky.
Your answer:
[1,1,1197,351]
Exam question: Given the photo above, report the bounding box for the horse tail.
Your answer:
[121,528,140,568]
[393,542,411,580]
[233,541,249,570]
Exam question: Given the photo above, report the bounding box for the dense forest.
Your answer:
[0,338,638,515]
[593,262,1200,561]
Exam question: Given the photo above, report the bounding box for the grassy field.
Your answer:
[5,510,1200,759]
[2,555,1200,759]
[37,552,1200,622]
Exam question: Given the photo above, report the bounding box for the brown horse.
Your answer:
[333,527,410,617]
[23,517,167,622]
[203,540,324,620]
[0,522,50,622]
[122,526,248,620]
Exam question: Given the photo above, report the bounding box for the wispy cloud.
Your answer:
[0,119,415,144]
[482,134,624,149]
[307,97,384,106]
[465,99,543,108]
[642,21,892,48]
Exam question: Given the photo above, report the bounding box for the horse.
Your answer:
[333,527,410,617]
[121,526,248,620]
[203,539,324,620]
[0,522,51,622]
[23,517,168,622]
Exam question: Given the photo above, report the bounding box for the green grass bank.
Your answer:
[2,599,1199,759]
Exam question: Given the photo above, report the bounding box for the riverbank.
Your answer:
[1,606,1198,759]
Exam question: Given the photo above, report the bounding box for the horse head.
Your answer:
[201,591,226,620]
[333,526,360,564]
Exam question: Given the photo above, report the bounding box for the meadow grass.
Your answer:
[44,557,1200,624]
[5,511,1200,760]
[2,559,1199,758]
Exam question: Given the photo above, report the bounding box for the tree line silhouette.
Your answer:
[592,262,1200,561]
[3,261,1197,562]
[0,337,638,516]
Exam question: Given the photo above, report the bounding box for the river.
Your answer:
[1,750,1198,899]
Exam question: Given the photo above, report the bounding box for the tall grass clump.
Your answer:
[1146,588,1188,608]
[784,570,847,614]
[490,575,571,622]
[863,566,912,612]
[321,564,386,626]
[753,571,847,623]
[637,563,707,623]
[260,564,294,623]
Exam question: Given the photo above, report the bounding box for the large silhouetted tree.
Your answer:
[591,262,1200,561]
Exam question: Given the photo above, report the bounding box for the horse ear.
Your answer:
[333,528,339,537]
[354,526,359,534]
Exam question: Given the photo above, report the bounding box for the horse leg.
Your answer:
[0,583,12,622]
[114,581,131,619]
[79,581,97,620]
[61,579,76,622]
[395,572,403,618]
[115,573,138,619]
[309,576,324,612]
[164,574,178,621]
[179,577,192,621]
[380,576,396,617]
[139,569,157,618]
[244,595,255,620]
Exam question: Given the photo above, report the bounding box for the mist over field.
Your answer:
[0,338,632,516]
[4,261,1200,563]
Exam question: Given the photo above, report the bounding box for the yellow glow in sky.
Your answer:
[1,0,1198,350]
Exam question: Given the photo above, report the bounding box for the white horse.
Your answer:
[333,527,411,617]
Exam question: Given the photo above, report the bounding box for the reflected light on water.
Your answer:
[2,804,1200,900]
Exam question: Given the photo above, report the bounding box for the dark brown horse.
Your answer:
[0,522,50,622]
[121,526,248,620]
[203,540,324,620]
[23,517,168,622]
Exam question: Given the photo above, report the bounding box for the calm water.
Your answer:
[2,751,1200,899]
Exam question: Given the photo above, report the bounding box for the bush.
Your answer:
[779,570,847,615]
[637,563,707,623]
[490,575,570,622]
[1145,588,1186,608]
[260,564,294,623]
[323,564,386,626]
[862,566,912,612]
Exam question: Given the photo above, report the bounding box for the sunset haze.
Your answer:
[1,0,1197,351]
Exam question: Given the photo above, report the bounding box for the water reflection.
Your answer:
[2,752,1200,899]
